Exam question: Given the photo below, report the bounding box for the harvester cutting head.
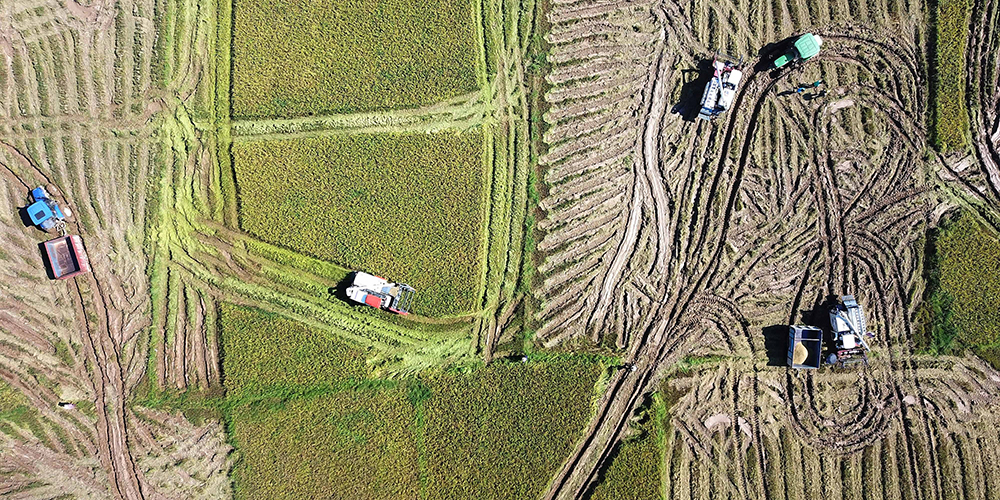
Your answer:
[27,187,71,234]
[345,271,416,315]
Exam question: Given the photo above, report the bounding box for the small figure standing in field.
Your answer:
[811,79,824,88]
[794,86,806,94]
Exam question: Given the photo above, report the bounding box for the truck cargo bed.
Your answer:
[43,235,90,279]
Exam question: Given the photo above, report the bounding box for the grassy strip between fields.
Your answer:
[920,211,1000,366]
[141,305,612,499]
[232,131,486,317]
[586,393,666,500]
[231,0,478,119]
[931,0,972,152]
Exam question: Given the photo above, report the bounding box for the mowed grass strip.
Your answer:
[230,391,420,500]
[232,0,478,119]
[233,131,486,316]
[422,358,606,500]
[932,0,971,151]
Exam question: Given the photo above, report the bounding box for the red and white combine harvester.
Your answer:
[345,271,415,315]
[697,56,743,121]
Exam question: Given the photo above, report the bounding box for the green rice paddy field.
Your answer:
[221,305,609,500]
[232,131,486,316]
[231,0,479,118]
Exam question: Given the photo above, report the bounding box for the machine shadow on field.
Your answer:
[671,57,714,122]
[17,206,33,228]
[329,273,358,305]
[762,325,789,366]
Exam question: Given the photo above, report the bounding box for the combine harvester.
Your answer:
[787,295,872,369]
[25,186,91,280]
[345,271,415,315]
[827,295,872,368]
[772,33,823,68]
[698,56,743,121]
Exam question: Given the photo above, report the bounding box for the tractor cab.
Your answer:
[773,33,823,68]
[27,187,71,233]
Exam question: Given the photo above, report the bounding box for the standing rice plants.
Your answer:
[931,0,971,151]
[219,304,371,397]
[230,390,419,500]
[587,394,666,500]
[232,131,486,316]
[422,358,607,500]
[231,0,478,118]
[930,212,1000,364]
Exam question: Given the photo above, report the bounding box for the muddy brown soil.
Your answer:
[536,0,1000,498]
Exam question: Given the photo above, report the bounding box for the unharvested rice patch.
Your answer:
[232,0,478,118]
[232,131,486,316]
[422,358,605,500]
[219,304,370,396]
[230,390,420,500]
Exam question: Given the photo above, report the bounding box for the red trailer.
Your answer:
[43,235,90,279]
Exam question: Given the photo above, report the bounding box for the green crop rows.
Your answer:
[219,304,371,395]
[231,0,479,119]
[231,392,421,500]
[218,306,607,500]
[930,212,1000,362]
[932,0,971,151]
[587,394,666,500]
[423,358,607,500]
[232,131,486,316]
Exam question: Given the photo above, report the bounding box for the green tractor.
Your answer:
[773,33,823,68]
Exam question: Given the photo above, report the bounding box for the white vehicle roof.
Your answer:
[841,334,857,349]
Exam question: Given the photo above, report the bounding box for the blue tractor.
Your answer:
[27,186,71,233]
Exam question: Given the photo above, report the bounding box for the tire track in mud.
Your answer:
[542,23,947,496]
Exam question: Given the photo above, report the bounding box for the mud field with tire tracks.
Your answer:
[536,0,1000,498]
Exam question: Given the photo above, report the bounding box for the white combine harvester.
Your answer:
[697,56,743,121]
[827,295,872,368]
[345,271,415,315]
